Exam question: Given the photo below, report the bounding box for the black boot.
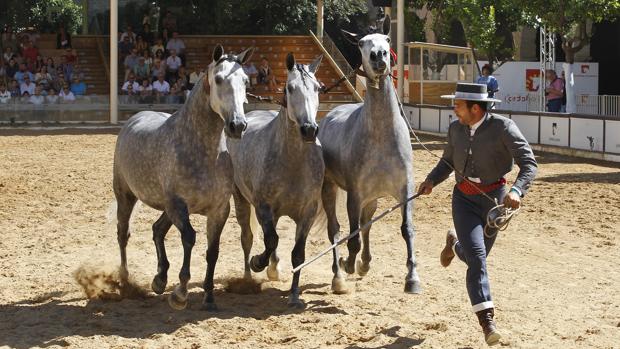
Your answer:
[476,308,501,346]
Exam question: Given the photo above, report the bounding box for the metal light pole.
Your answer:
[110,0,118,124]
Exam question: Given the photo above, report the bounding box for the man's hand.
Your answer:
[417,179,434,195]
[503,190,521,209]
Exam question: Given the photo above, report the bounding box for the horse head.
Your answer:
[284,53,322,143]
[207,44,255,138]
[342,15,392,87]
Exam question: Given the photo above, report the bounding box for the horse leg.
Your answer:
[288,210,316,308]
[249,204,279,273]
[267,216,282,281]
[233,186,253,280]
[151,212,172,295]
[340,192,362,275]
[202,201,230,311]
[357,200,378,277]
[165,196,196,310]
[401,187,421,294]
[322,179,347,294]
[114,187,137,285]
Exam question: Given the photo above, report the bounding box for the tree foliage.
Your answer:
[0,0,82,33]
[522,0,620,63]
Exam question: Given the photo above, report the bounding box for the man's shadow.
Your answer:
[0,282,332,349]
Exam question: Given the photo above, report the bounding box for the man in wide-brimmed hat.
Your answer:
[417,83,538,346]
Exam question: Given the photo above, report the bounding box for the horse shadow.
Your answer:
[344,326,425,349]
[0,282,333,349]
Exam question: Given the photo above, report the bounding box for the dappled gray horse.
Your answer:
[113,44,254,310]
[318,16,421,294]
[227,53,324,307]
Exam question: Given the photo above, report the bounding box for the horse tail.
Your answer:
[249,204,259,236]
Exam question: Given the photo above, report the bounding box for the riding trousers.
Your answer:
[451,184,506,313]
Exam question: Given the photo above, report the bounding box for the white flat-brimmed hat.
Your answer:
[441,82,502,103]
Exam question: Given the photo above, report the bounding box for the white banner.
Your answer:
[540,116,569,147]
[570,118,604,152]
[478,61,599,112]
[605,120,620,155]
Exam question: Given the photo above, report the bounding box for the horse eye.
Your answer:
[358,40,364,48]
[386,37,391,44]
[215,75,224,85]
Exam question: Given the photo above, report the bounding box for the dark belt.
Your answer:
[457,178,506,195]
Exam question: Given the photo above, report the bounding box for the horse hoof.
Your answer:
[356,260,370,277]
[250,255,266,273]
[201,302,218,311]
[168,292,188,310]
[287,298,305,309]
[404,280,422,294]
[266,264,281,281]
[339,257,355,274]
[331,277,349,294]
[119,268,129,283]
[151,275,167,295]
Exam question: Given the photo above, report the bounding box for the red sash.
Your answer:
[457,178,506,195]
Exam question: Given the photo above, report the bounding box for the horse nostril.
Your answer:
[370,52,377,61]
[229,121,236,133]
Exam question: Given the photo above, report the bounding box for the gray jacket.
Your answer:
[426,113,537,196]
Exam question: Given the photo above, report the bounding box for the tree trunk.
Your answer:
[563,62,576,113]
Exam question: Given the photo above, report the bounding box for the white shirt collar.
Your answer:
[469,113,487,135]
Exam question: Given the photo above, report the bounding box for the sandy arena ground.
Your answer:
[0,129,619,349]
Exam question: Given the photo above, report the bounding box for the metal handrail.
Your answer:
[309,30,362,102]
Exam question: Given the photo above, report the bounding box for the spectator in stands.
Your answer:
[141,23,154,46]
[169,80,184,103]
[242,62,258,89]
[29,85,45,105]
[35,55,46,72]
[188,67,205,90]
[154,49,165,62]
[150,58,165,82]
[3,47,15,62]
[153,73,170,96]
[135,35,148,54]
[59,84,76,103]
[151,38,165,58]
[65,48,78,65]
[56,24,72,49]
[258,57,279,92]
[133,56,150,83]
[162,10,177,34]
[21,40,38,66]
[46,57,56,77]
[0,57,6,80]
[53,71,67,92]
[14,63,35,84]
[46,88,59,104]
[166,31,186,65]
[119,36,134,62]
[142,49,153,68]
[60,55,74,81]
[0,82,11,103]
[20,90,30,103]
[545,69,564,113]
[24,57,36,74]
[177,66,189,90]
[165,49,182,83]
[1,25,18,52]
[121,74,140,94]
[20,28,40,48]
[123,49,140,80]
[120,25,137,44]
[6,58,18,79]
[20,75,35,96]
[72,63,85,81]
[9,79,20,97]
[138,78,153,95]
[35,65,52,90]
[70,76,87,96]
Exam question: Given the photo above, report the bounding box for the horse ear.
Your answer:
[382,14,391,36]
[212,44,224,62]
[341,30,360,45]
[308,54,323,74]
[286,52,295,71]
[238,46,255,65]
